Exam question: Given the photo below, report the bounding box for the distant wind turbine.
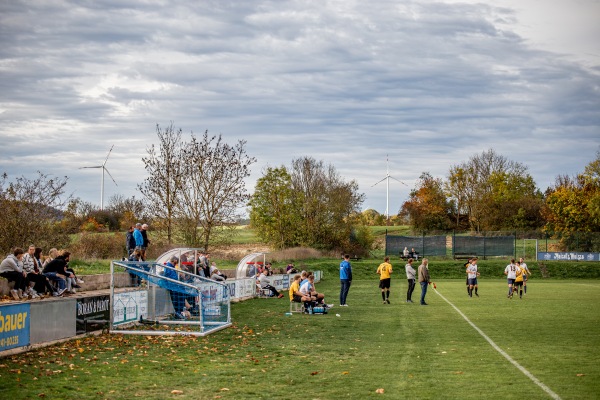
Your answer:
[79,145,118,210]
[371,155,408,221]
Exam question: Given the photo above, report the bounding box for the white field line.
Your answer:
[433,289,562,400]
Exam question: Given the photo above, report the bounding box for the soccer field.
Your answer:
[1,279,599,399]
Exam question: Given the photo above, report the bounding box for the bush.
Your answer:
[70,232,126,259]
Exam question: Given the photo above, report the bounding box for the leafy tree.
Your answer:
[544,152,600,237]
[107,194,147,230]
[446,149,542,231]
[401,172,452,231]
[0,172,70,254]
[249,166,300,249]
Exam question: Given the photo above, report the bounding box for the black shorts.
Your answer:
[514,281,523,287]
[293,294,303,302]
[379,278,391,289]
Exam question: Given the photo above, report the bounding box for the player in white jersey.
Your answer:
[504,259,519,299]
[466,257,479,297]
[519,257,531,295]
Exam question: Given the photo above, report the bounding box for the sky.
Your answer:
[1,0,599,217]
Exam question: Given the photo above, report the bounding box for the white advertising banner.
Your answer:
[113,290,148,326]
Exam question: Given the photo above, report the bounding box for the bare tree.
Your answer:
[179,131,256,250]
[0,172,70,254]
[139,123,184,244]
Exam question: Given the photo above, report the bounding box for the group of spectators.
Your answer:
[0,245,83,301]
[288,270,328,312]
[125,223,151,261]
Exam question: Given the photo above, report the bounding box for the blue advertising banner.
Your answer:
[538,252,600,262]
[0,303,30,351]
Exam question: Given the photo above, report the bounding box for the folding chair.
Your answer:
[256,283,271,298]
[289,301,304,313]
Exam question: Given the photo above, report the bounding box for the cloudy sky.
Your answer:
[1,0,599,216]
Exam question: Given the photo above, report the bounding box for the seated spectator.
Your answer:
[209,262,227,281]
[403,247,409,258]
[264,262,273,276]
[42,248,58,269]
[42,252,71,296]
[21,245,43,298]
[162,256,194,319]
[258,270,284,298]
[286,263,298,274]
[0,247,28,300]
[410,248,419,260]
[61,250,83,291]
[26,247,56,297]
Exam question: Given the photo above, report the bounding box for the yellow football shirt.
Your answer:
[377,262,393,280]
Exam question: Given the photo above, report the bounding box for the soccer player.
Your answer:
[519,257,531,294]
[514,261,525,299]
[464,258,472,294]
[376,256,393,304]
[504,259,519,299]
[466,257,479,297]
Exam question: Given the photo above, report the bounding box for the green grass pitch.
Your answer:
[1,278,599,399]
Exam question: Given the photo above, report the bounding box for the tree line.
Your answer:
[1,124,598,255]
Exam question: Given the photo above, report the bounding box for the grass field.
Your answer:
[1,277,599,399]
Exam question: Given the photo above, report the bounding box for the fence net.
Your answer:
[110,261,231,337]
[385,235,447,257]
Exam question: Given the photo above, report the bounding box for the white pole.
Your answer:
[100,167,105,210]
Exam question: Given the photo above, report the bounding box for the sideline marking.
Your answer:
[434,289,561,400]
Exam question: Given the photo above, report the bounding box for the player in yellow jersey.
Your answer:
[376,256,393,304]
[514,261,525,299]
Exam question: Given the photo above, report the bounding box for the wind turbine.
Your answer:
[80,145,118,210]
[372,155,408,222]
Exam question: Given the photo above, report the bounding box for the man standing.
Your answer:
[376,256,393,304]
[418,258,431,305]
[141,223,151,261]
[466,257,479,297]
[339,254,352,307]
[405,258,416,303]
[519,257,531,294]
[125,226,136,257]
[133,223,144,254]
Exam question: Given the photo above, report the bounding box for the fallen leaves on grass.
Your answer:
[376,388,385,394]
[310,371,319,375]
[576,373,585,377]
[171,390,183,395]
[342,371,349,375]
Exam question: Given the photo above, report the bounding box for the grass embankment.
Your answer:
[1,278,599,399]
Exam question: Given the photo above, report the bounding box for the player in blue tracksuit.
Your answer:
[339,254,353,306]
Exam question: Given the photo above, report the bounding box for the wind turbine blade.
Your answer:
[389,176,409,186]
[104,167,118,187]
[79,166,103,169]
[371,177,388,187]
[103,145,115,166]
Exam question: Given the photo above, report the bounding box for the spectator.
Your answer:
[0,247,28,300]
[403,247,409,258]
[62,250,83,290]
[418,258,431,305]
[141,223,151,261]
[133,223,144,254]
[197,251,210,277]
[258,270,284,298]
[21,245,41,298]
[162,256,193,319]
[27,247,56,297]
[410,248,419,261]
[125,226,136,257]
[286,263,298,274]
[42,252,71,296]
[339,254,352,307]
[210,267,227,282]
[42,248,58,269]
[264,262,273,276]
[128,249,143,286]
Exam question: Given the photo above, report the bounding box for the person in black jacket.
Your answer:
[141,224,151,261]
[125,226,136,257]
[42,252,72,295]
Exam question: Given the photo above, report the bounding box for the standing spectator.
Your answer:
[405,258,416,303]
[258,270,284,298]
[418,258,431,305]
[141,223,151,260]
[519,257,531,294]
[0,247,28,300]
[125,226,136,257]
[504,259,519,299]
[133,223,144,254]
[376,256,393,304]
[466,257,479,297]
[339,254,352,307]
